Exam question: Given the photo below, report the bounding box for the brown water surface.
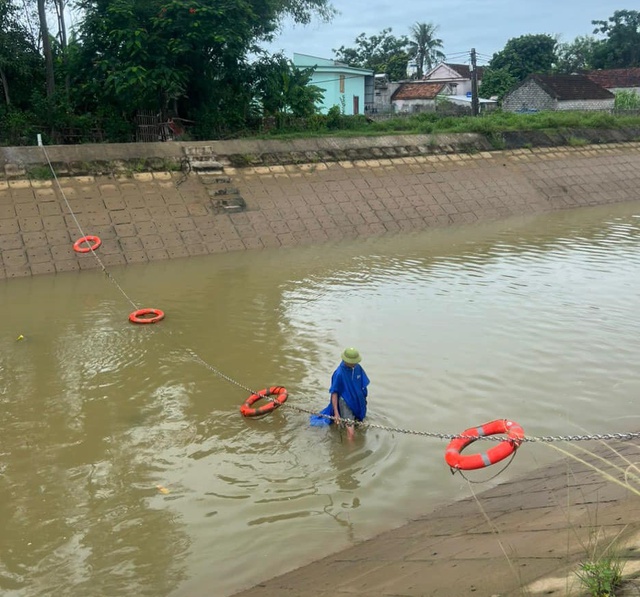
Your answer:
[2,202,640,597]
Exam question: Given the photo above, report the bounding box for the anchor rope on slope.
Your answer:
[40,144,140,312]
[39,142,258,392]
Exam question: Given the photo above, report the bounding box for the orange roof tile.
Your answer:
[391,83,445,101]
[585,68,640,89]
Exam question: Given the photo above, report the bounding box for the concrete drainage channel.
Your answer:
[184,145,246,214]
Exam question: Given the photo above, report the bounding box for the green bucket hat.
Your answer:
[341,347,361,365]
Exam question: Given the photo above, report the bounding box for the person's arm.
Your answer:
[331,391,340,423]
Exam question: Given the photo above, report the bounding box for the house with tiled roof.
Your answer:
[502,74,615,113]
[390,82,445,113]
[585,68,640,94]
[422,63,485,96]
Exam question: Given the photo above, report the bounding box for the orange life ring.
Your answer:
[240,386,288,417]
[129,308,165,324]
[445,419,524,471]
[73,235,102,253]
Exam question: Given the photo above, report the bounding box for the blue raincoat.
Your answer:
[310,362,370,426]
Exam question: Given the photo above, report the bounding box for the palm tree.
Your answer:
[408,22,445,79]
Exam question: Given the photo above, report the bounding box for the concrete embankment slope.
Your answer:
[229,438,640,597]
[0,138,639,279]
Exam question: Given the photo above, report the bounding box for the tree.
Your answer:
[478,67,518,100]
[554,35,601,74]
[408,22,444,79]
[71,0,334,130]
[479,34,556,102]
[591,10,640,68]
[36,0,55,98]
[253,54,323,123]
[0,0,42,107]
[333,28,409,80]
[489,34,557,81]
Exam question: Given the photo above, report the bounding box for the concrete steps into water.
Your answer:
[184,145,246,214]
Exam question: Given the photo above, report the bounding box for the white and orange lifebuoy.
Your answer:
[73,235,102,253]
[445,419,525,471]
[240,386,288,417]
[129,308,165,324]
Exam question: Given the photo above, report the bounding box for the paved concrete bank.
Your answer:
[230,438,640,597]
[0,143,639,279]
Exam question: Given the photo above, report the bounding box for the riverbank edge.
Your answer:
[2,127,640,178]
[1,141,639,280]
[227,437,640,597]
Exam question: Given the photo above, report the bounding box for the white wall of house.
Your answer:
[423,64,475,96]
[557,99,615,111]
[392,99,437,113]
[609,86,640,95]
[372,81,401,113]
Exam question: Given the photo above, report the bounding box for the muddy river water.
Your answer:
[1,201,640,597]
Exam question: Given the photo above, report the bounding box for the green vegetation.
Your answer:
[576,554,625,596]
[566,136,589,147]
[591,9,640,69]
[480,34,557,100]
[408,22,445,79]
[333,28,410,82]
[0,2,639,145]
[26,165,53,180]
[334,21,445,81]
[253,110,640,140]
[615,90,640,110]
[542,438,640,597]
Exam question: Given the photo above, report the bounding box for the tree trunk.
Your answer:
[0,65,11,106]
[54,0,70,95]
[37,0,55,98]
[54,0,67,48]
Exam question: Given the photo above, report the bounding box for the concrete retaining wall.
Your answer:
[3,129,640,177]
[0,141,639,279]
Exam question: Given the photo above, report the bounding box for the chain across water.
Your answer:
[281,402,640,443]
[42,146,640,443]
[39,145,637,447]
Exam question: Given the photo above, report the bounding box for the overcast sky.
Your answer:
[263,0,630,66]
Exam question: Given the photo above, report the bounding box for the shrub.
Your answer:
[326,105,342,130]
[576,556,624,596]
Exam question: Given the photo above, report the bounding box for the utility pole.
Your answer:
[470,48,479,117]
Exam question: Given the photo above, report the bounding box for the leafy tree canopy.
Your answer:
[0,0,43,107]
[333,28,409,80]
[478,67,518,100]
[489,34,557,81]
[554,35,601,74]
[71,0,334,120]
[591,9,640,68]
[253,54,324,120]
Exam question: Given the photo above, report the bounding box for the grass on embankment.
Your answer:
[256,110,640,141]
